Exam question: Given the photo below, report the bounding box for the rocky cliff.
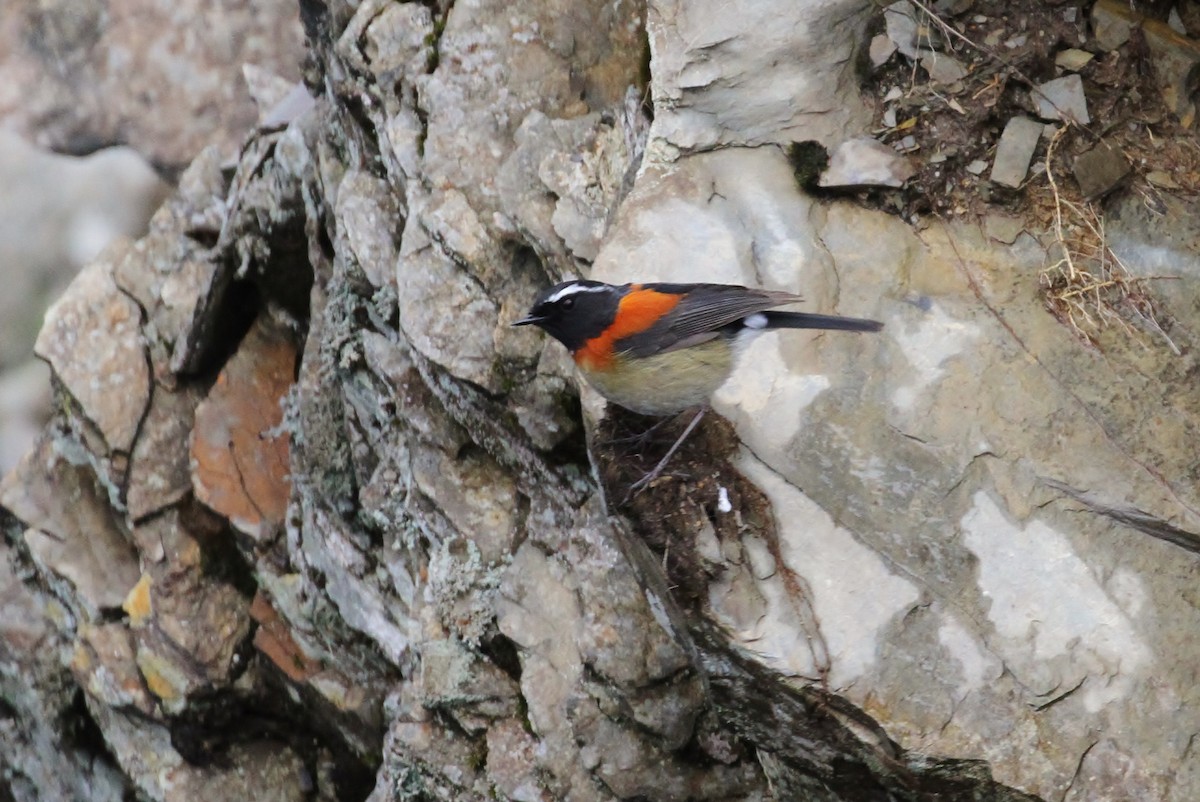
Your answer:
[2,1,1199,801]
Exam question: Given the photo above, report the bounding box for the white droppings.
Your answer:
[717,486,732,513]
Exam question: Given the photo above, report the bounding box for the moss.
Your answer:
[786,140,829,192]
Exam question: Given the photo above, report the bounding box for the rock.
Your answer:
[395,224,504,392]
[649,0,872,151]
[818,136,917,188]
[965,158,989,175]
[335,170,401,290]
[411,447,519,565]
[71,623,156,715]
[0,0,306,168]
[8,0,1200,798]
[34,256,150,456]
[1073,140,1130,198]
[249,591,322,683]
[419,638,520,728]
[241,64,299,124]
[127,384,202,521]
[0,539,134,802]
[1054,48,1094,71]
[984,213,1026,244]
[1092,0,1136,51]
[870,33,898,67]
[1033,74,1090,124]
[1146,170,1181,189]
[131,572,252,710]
[591,137,1200,799]
[883,1,921,59]
[1089,0,1200,125]
[191,316,295,541]
[0,437,140,618]
[920,52,968,83]
[990,116,1043,188]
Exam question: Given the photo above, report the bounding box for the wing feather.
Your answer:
[614,283,802,358]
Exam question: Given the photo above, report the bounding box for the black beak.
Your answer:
[511,315,542,327]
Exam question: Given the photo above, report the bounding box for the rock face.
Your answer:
[3,2,1200,802]
[0,0,305,167]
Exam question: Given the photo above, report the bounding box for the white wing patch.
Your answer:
[545,282,612,304]
[744,312,768,329]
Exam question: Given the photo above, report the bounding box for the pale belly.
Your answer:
[577,340,734,416]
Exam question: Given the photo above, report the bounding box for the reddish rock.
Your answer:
[250,591,322,683]
[191,317,296,541]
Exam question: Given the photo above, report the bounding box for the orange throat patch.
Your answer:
[574,285,681,370]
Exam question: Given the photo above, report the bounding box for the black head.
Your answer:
[512,280,622,351]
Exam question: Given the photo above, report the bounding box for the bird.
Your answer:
[513,279,883,492]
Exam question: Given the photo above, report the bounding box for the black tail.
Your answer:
[763,311,883,333]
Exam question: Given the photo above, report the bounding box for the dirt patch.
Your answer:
[594,406,833,681]
[856,0,1200,345]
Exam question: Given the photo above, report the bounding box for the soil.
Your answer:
[859,0,1200,225]
[854,0,1200,346]
[595,408,771,607]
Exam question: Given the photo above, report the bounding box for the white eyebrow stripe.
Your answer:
[545,283,611,303]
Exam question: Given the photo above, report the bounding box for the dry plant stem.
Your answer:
[1040,127,1179,351]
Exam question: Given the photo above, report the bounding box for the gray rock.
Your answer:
[1033,74,1090,124]
[869,33,898,67]
[0,437,140,618]
[883,1,921,59]
[126,385,201,522]
[34,256,149,456]
[1092,0,1135,51]
[650,0,872,151]
[990,116,1043,188]
[984,213,1026,244]
[0,0,306,168]
[335,170,401,290]
[818,136,917,188]
[0,541,134,802]
[7,0,1200,799]
[920,52,967,83]
[592,139,1200,800]
[1073,140,1130,198]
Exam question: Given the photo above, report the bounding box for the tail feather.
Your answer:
[763,310,883,333]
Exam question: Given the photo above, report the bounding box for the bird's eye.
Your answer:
[561,296,575,310]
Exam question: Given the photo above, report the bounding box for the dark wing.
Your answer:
[615,283,802,358]
[657,283,803,340]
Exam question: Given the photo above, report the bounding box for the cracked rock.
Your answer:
[34,256,150,455]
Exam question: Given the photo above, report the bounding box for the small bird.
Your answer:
[514,279,882,490]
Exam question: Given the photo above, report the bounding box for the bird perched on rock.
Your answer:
[514,279,883,490]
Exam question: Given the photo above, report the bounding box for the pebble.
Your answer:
[1033,74,1090,124]
[990,116,1043,188]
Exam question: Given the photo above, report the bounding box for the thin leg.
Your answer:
[626,407,707,497]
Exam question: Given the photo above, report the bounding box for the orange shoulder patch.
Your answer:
[575,285,681,369]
